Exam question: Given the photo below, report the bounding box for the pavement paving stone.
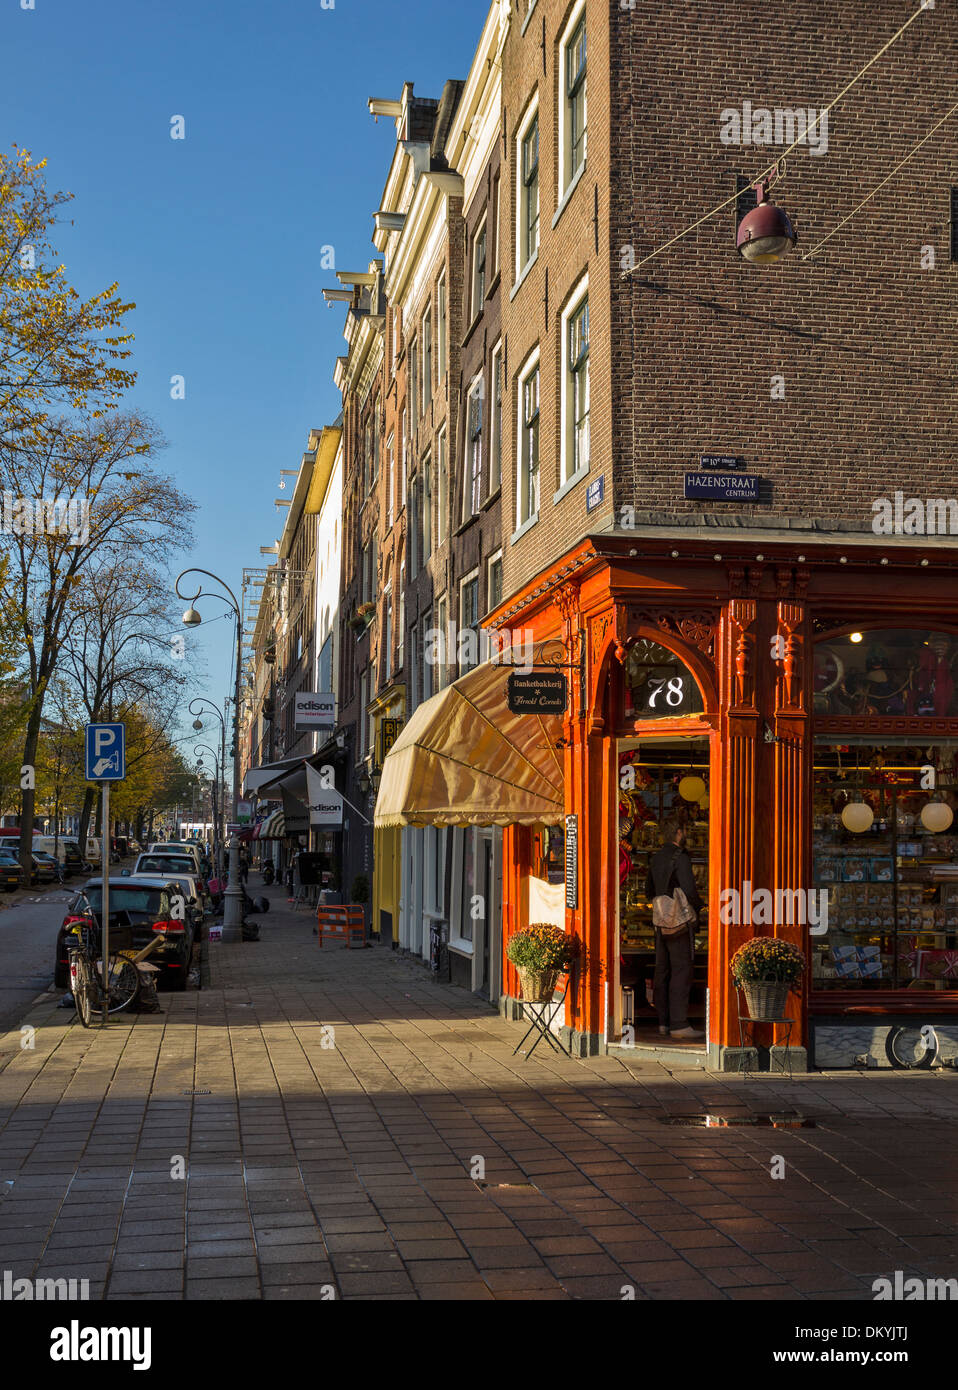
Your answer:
[5,886,958,1303]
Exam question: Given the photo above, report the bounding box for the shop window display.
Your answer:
[812,743,958,990]
[814,630,958,716]
[618,742,709,1029]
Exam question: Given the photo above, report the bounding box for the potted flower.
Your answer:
[507,922,578,1003]
[730,937,806,1019]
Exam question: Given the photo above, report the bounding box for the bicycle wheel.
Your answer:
[70,952,95,1028]
[106,954,139,1014]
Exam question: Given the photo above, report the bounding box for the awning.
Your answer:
[374,655,564,828]
[255,809,285,840]
[242,756,305,796]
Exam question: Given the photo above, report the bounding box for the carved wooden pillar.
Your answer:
[772,573,812,1057]
[713,593,760,1063]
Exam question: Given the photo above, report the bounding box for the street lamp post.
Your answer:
[194,743,221,871]
[177,568,244,942]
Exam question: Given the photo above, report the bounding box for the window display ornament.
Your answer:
[678,774,706,802]
[841,747,874,833]
[920,796,954,833]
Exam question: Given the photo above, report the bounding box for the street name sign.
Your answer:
[684,472,761,502]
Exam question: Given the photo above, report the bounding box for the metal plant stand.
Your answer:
[513,971,572,1059]
[736,989,795,1080]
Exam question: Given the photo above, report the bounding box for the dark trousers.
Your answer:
[653,925,694,1030]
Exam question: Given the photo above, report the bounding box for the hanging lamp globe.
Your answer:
[921,800,954,833]
[841,800,874,833]
[737,177,797,265]
[678,775,707,802]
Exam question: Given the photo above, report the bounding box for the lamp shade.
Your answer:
[737,202,796,265]
[921,801,954,833]
[841,801,874,834]
[678,776,707,802]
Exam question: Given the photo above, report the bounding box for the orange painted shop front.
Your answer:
[494,535,958,1070]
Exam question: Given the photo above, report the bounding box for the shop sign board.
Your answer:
[565,814,578,910]
[684,472,761,502]
[236,799,252,824]
[507,671,567,715]
[378,717,404,763]
[294,692,335,729]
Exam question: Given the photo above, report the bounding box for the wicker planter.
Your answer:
[517,965,560,1003]
[742,978,791,1020]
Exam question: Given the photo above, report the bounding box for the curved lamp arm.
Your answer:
[188,697,225,730]
[175,567,241,620]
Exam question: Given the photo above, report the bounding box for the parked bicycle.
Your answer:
[66,913,170,1027]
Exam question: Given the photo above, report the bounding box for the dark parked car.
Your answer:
[54,878,195,991]
[32,851,63,884]
[29,852,57,886]
[0,850,20,892]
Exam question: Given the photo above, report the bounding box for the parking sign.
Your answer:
[84,723,126,781]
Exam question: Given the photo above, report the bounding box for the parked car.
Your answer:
[136,849,205,882]
[54,878,195,991]
[29,852,57,886]
[32,850,63,883]
[147,843,204,876]
[0,850,20,891]
[126,871,209,935]
[34,837,85,878]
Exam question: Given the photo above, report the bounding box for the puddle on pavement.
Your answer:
[656,1112,816,1129]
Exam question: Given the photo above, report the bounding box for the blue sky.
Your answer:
[1,0,484,757]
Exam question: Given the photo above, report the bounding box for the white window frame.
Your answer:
[422,308,433,412]
[516,97,540,281]
[458,567,480,676]
[489,339,503,497]
[386,431,395,528]
[491,174,500,277]
[559,1,587,198]
[409,337,418,421]
[437,272,447,380]
[435,592,448,691]
[397,568,405,669]
[557,273,590,494]
[472,216,487,321]
[486,548,503,616]
[437,426,448,546]
[422,450,432,563]
[514,346,541,536]
[463,373,483,523]
[382,582,393,683]
[449,827,476,953]
[400,409,407,506]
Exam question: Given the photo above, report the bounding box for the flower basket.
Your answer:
[731,936,805,1020]
[742,979,790,1020]
[507,922,577,1001]
[516,965,560,1003]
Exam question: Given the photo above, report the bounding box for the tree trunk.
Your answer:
[77,785,96,859]
[18,702,43,887]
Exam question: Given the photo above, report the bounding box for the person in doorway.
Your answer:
[645,817,705,1040]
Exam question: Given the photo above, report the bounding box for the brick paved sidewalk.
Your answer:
[0,886,956,1301]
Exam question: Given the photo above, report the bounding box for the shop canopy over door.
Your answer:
[374,654,565,828]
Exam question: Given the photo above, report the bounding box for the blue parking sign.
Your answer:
[85,723,126,781]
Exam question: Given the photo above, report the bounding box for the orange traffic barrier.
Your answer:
[316,904,366,948]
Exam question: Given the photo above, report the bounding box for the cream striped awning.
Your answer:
[374,654,565,828]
